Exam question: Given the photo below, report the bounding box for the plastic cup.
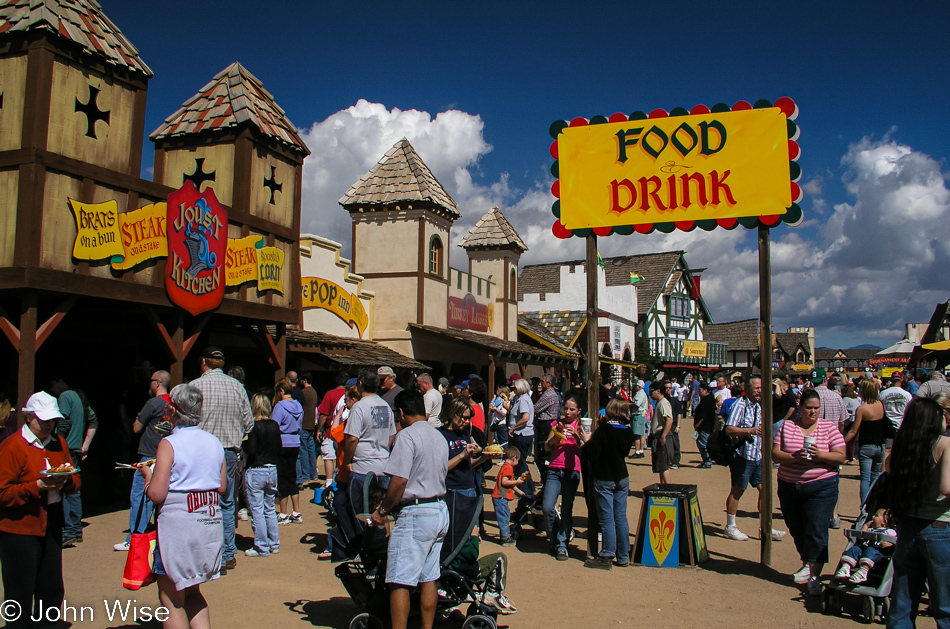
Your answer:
[580,417,593,434]
[803,435,816,459]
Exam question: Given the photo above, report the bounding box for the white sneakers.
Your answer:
[835,563,852,580]
[113,541,130,552]
[769,528,787,541]
[237,508,249,521]
[723,525,749,541]
[792,564,811,584]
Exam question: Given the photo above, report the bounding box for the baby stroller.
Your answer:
[336,480,506,629]
[508,491,569,543]
[821,473,896,624]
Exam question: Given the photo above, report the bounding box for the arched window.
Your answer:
[428,235,443,277]
[509,268,517,301]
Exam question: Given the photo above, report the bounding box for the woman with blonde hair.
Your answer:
[507,378,535,496]
[242,393,281,557]
[845,377,892,501]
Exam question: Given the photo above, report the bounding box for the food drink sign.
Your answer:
[448,294,492,333]
[549,98,802,237]
[165,182,228,316]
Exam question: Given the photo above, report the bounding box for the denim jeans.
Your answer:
[493,497,511,539]
[858,443,885,503]
[777,475,839,564]
[843,543,884,565]
[593,477,630,561]
[222,449,239,561]
[510,433,535,496]
[542,468,579,552]
[245,466,279,555]
[696,430,711,464]
[62,450,83,539]
[492,424,509,448]
[535,422,552,481]
[296,428,317,485]
[125,455,155,542]
[888,516,950,628]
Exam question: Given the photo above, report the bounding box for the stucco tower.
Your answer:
[459,206,527,341]
[340,138,459,356]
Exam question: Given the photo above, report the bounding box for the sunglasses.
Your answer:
[459,414,472,420]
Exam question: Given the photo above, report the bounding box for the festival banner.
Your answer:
[165,182,228,316]
[301,277,369,337]
[111,202,168,270]
[257,247,284,294]
[68,198,123,261]
[225,235,264,286]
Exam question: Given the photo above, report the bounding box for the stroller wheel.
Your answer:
[880,597,889,622]
[820,588,833,615]
[349,612,383,629]
[510,525,522,541]
[462,614,497,629]
[861,596,875,624]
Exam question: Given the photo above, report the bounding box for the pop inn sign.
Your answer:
[69,181,285,316]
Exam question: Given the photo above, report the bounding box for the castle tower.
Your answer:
[459,206,527,341]
[150,62,310,312]
[340,138,459,356]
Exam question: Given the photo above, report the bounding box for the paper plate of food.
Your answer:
[483,444,505,457]
[115,459,156,470]
[41,464,80,476]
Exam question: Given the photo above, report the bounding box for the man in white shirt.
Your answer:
[879,373,912,430]
[715,376,732,410]
[415,373,443,427]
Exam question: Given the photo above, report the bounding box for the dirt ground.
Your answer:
[51,440,904,629]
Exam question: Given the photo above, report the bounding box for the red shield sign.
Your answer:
[165,182,228,315]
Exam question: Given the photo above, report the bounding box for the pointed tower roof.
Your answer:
[459,206,527,253]
[150,62,309,155]
[0,0,152,76]
[339,138,459,221]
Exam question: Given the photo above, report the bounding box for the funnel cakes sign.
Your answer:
[67,182,287,315]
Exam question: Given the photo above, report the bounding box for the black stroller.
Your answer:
[821,473,897,623]
[334,478,506,629]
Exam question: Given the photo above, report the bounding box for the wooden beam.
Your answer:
[18,294,37,417]
[182,313,211,360]
[255,321,283,370]
[0,305,20,351]
[758,225,774,567]
[144,306,177,361]
[35,295,78,350]
[585,233,600,560]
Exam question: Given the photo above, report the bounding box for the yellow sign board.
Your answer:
[683,340,708,358]
[558,108,791,229]
[257,247,284,294]
[112,203,168,270]
[225,235,264,286]
[793,363,813,372]
[69,198,123,261]
[882,367,902,379]
[302,277,369,338]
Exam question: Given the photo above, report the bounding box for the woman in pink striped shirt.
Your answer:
[772,388,847,596]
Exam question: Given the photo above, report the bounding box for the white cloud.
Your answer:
[297,102,950,348]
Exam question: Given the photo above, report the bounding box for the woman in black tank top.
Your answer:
[845,379,893,502]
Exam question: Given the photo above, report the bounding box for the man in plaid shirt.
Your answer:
[533,374,560,481]
[811,369,848,427]
[191,346,253,574]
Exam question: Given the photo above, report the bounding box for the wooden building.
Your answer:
[0,1,308,409]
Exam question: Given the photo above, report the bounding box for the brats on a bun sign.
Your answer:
[550,98,802,237]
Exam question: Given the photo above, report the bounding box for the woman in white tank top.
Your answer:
[139,383,226,628]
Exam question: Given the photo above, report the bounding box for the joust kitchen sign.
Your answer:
[68,182,285,315]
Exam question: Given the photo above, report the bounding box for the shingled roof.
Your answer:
[0,0,152,76]
[519,251,687,318]
[519,311,586,350]
[776,332,810,358]
[409,323,574,366]
[150,62,309,154]
[459,206,527,253]
[339,138,460,220]
[705,319,758,351]
[283,327,428,371]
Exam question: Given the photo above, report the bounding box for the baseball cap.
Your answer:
[709,381,718,389]
[635,380,645,388]
[507,373,522,385]
[377,366,395,378]
[811,368,827,384]
[22,391,63,421]
[201,346,225,361]
[345,378,358,388]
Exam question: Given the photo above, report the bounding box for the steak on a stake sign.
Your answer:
[165,182,228,315]
[550,98,802,238]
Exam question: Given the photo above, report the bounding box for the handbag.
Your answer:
[122,494,156,590]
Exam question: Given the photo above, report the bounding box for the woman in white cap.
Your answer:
[139,383,226,628]
[0,391,80,628]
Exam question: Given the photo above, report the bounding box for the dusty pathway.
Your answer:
[52,440,900,628]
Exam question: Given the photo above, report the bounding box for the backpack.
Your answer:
[707,427,741,466]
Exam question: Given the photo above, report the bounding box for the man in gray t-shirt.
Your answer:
[372,390,449,629]
[345,395,396,476]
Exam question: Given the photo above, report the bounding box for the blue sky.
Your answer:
[104,0,950,349]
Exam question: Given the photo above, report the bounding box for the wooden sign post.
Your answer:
[758,225,774,564]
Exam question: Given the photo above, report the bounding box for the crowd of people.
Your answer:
[1,356,949,628]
